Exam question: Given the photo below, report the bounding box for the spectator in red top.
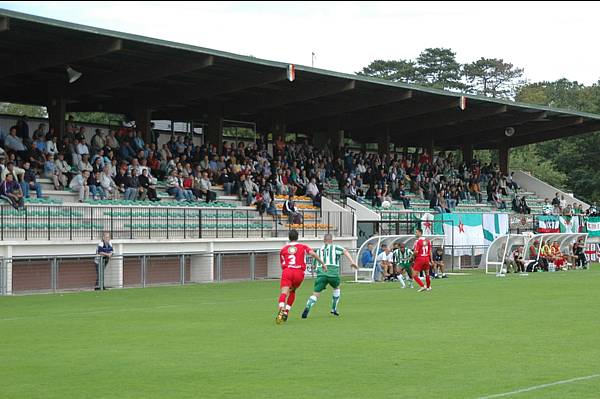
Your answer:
[418,150,431,165]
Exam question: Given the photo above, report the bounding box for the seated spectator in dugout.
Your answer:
[375,244,394,281]
[431,247,447,278]
[360,243,375,268]
[571,238,588,269]
[527,240,548,272]
[550,241,568,270]
[503,245,525,273]
[513,246,525,273]
[539,241,552,271]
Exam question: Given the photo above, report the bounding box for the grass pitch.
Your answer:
[1,268,599,398]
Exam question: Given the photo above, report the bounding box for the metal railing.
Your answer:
[0,204,355,241]
[0,248,361,296]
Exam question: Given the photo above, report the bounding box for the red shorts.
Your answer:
[413,258,431,272]
[280,268,305,289]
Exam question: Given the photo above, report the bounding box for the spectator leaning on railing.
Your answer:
[94,232,113,290]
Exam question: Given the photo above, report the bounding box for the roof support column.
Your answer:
[378,125,390,156]
[462,142,473,165]
[426,135,434,163]
[134,106,152,144]
[207,105,224,155]
[47,95,66,141]
[499,140,510,176]
[271,113,286,142]
[255,117,269,152]
[270,112,286,158]
[328,118,343,158]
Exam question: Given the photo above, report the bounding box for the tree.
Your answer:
[0,102,47,118]
[516,79,599,113]
[463,58,525,98]
[509,144,567,189]
[514,79,600,202]
[69,112,126,126]
[0,103,125,128]
[415,48,464,91]
[356,59,418,83]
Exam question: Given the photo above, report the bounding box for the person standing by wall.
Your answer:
[94,233,114,290]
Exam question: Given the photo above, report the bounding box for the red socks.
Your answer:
[425,275,431,288]
[287,291,296,307]
[278,292,296,310]
[413,276,424,288]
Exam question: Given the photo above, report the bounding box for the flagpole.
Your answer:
[451,219,455,271]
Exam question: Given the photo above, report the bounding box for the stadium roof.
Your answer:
[1,8,600,149]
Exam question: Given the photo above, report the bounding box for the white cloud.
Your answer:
[2,1,599,84]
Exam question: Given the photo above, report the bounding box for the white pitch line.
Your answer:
[478,374,600,399]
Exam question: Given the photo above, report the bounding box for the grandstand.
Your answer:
[1,8,599,295]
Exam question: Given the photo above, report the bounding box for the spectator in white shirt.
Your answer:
[105,130,119,151]
[46,135,59,156]
[54,152,71,179]
[375,245,394,282]
[305,178,319,199]
[542,198,553,215]
[198,171,216,203]
[76,138,90,157]
[69,170,91,202]
[128,158,145,177]
[559,195,567,210]
[1,162,25,182]
[108,159,118,178]
[78,154,93,173]
[356,161,367,175]
[100,165,118,199]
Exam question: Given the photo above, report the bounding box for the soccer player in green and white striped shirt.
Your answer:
[393,242,414,288]
[302,234,358,318]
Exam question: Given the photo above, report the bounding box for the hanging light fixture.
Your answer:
[66,65,82,84]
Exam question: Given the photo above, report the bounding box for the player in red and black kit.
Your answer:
[412,228,433,292]
[276,229,325,324]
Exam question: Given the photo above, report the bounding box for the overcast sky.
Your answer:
[2,1,599,85]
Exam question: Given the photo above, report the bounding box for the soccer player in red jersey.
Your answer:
[412,228,433,292]
[276,229,325,324]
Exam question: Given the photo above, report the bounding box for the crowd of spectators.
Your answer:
[0,117,592,221]
[334,148,527,214]
[541,192,586,216]
[0,119,332,212]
